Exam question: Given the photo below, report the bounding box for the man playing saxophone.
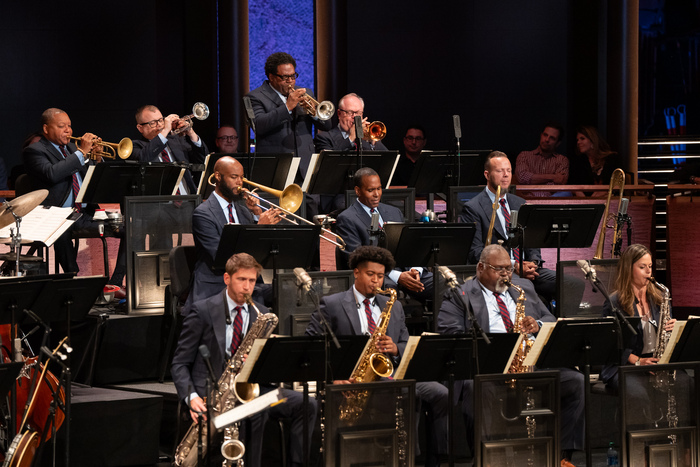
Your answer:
[305,246,449,467]
[438,244,584,467]
[172,252,316,467]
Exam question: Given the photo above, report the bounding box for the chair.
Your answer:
[158,245,198,383]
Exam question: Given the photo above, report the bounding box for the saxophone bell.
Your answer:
[221,437,245,462]
[234,373,260,403]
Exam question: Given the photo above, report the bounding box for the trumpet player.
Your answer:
[245,52,332,181]
[132,104,208,194]
[314,93,388,153]
[22,108,126,286]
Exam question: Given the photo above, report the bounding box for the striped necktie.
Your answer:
[363,298,376,334]
[59,145,81,209]
[494,292,513,332]
[230,306,244,355]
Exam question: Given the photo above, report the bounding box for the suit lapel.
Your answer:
[467,279,491,332]
[341,289,363,335]
[479,191,506,240]
[213,290,229,357]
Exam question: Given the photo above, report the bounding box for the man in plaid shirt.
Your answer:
[515,123,569,197]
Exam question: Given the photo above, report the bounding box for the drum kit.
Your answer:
[0,189,49,277]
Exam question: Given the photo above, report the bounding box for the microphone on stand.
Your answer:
[243,96,256,134]
[294,267,314,293]
[452,115,462,139]
[576,259,597,281]
[354,116,364,143]
[198,344,219,391]
[438,266,460,290]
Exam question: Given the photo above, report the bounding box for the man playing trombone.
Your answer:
[22,108,125,285]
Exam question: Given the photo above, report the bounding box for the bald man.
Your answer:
[189,156,282,307]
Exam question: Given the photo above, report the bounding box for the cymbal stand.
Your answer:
[5,202,24,277]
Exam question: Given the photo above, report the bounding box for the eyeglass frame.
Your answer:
[481,262,515,274]
[216,135,239,142]
[273,72,299,81]
[338,109,364,118]
[138,117,164,128]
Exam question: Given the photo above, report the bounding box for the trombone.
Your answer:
[171,102,210,135]
[68,136,133,160]
[593,168,626,259]
[208,175,346,249]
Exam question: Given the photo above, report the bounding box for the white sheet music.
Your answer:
[75,165,96,203]
[0,206,77,247]
[197,153,213,195]
[287,157,301,188]
[301,154,319,192]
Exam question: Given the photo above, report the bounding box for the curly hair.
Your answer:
[265,52,296,77]
[614,244,662,315]
[349,246,395,271]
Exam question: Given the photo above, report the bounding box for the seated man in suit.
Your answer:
[189,156,282,308]
[305,246,449,467]
[22,108,125,285]
[172,252,316,467]
[335,167,432,301]
[438,244,584,467]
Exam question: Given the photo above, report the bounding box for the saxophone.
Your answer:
[505,279,534,374]
[338,288,397,425]
[173,294,279,467]
[650,277,672,361]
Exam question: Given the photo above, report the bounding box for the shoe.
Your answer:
[560,459,576,467]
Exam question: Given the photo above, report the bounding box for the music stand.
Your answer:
[532,317,618,467]
[412,150,490,195]
[669,318,700,362]
[239,335,366,466]
[304,150,400,195]
[199,152,296,199]
[77,161,185,202]
[383,223,475,331]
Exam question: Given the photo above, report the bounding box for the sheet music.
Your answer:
[301,154,320,192]
[287,157,301,188]
[523,321,557,367]
[236,338,267,383]
[503,333,526,374]
[76,165,96,203]
[394,335,421,380]
[385,153,400,188]
[173,168,186,196]
[658,320,687,364]
[214,388,283,429]
[197,153,213,195]
[0,206,77,247]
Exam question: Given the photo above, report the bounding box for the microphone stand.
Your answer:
[354,116,364,170]
[583,269,636,352]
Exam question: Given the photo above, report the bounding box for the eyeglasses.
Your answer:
[404,136,425,142]
[338,109,364,117]
[217,136,239,142]
[274,72,299,81]
[483,263,514,274]
[138,117,164,128]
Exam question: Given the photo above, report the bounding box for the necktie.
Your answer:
[161,148,182,195]
[363,298,376,334]
[369,208,383,228]
[230,306,243,355]
[494,292,514,332]
[227,203,235,223]
[500,198,519,262]
[59,145,81,209]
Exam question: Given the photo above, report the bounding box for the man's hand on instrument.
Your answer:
[518,261,539,280]
[397,269,424,293]
[377,335,398,357]
[189,396,207,422]
[286,87,305,111]
[258,208,283,225]
[162,114,179,136]
[244,191,263,216]
[521,316,540,334]
[78,132,97,157]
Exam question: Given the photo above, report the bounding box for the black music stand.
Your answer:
[533,317,618,467]
[240,335,366,467]
[412,150,490,196]
[668,318,700,362]
[199,152,296,199]
[398,333,518,467]
[77,161,185,202]
[383,223,475,331]
[304,151,400,195]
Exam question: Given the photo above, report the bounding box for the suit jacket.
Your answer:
[191,195,255,304]
[131,134,208,192]
[314,126,388,153]
[305,288,409,361]
[22,137,89,207]
[171,289,266,401]
[459,189,542,264]
[438,276,554,335]
[335,200,404,266]
[245,82,332,177]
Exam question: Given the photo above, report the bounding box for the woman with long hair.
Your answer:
[569,126,623,196]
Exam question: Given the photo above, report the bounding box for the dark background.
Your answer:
[1,0,697,178]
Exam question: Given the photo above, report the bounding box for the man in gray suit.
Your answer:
[438,244,584,466]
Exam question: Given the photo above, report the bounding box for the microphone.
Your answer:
[452,115,462,139]
[198,345,218,389]
[619,198,629,216]
[576,259,597,281]
[438,266,460,290]
[294,267,313,292]
[509,210,518,231]
[354,116,364,141]
[370,211,380,231]
[243,96,256,133]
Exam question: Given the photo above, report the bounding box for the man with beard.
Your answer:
[515,123,569,197]
[189,156,282,307]
[438,244,584,466]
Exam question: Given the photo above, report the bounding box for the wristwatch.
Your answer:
[635,358,641,366]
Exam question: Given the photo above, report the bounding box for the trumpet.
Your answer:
[207,175,346,249]
[171,102,209,135]
[593,168,626,259]
[289,85,334,120]
[68,136,133,160]
[363,121,386,142]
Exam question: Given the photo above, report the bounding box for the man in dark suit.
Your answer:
[190,156,282,308]
[245,52,332,180]
[22,108,125,284]
[438,244,584,466]
[336,167,432,300]
[305,246,449,467]
[173,252,316,467]
[460,151,558,304]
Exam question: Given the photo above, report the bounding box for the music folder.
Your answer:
[213,388,284,430]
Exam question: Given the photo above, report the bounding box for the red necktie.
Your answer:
[230,306,243,355]
[500,198,519,262]
[494,292,514,332]
[364,298,376,334]
[59,145,81,210]
[228,203,235,223]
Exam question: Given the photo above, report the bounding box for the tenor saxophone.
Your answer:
[173,294,279,467]
[338,288,397,425]
[505,279,534,374]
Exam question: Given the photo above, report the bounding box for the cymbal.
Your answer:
[0,189,49,230]
[0,238,33,245]
[0,253,43,262]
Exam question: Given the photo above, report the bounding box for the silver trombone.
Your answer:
[208,175,346,250]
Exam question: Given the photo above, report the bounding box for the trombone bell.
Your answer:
[242,178,303,214]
